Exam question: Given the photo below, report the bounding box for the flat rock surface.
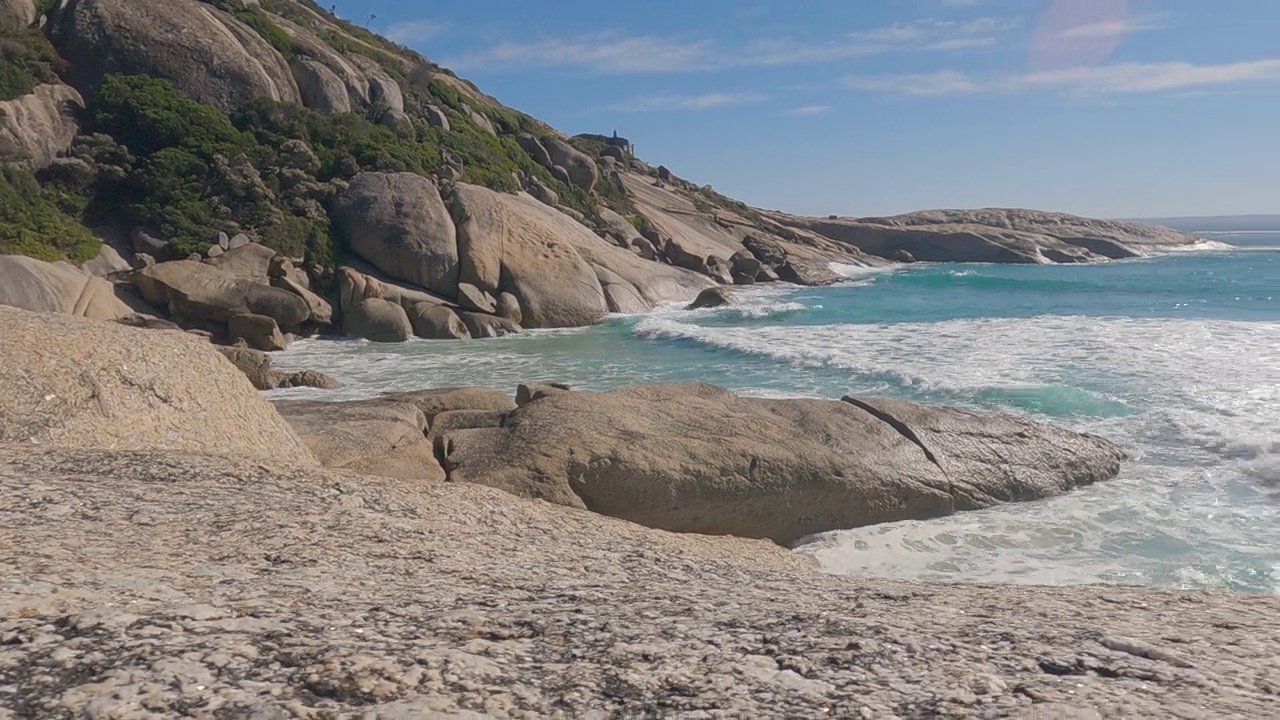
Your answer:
[2,445,1277,719]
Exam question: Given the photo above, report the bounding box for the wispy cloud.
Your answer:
[788,104,832,116]
[445,18,1009,75]
[383,19,451,45]
[1058,13,1169,39]
[608,92,768,112]
[446,33,713,74]
[844,59,1280,97]
[846,70,982,96]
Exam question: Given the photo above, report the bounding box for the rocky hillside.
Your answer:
[0,0,1207,348]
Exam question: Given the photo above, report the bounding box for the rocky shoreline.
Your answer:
[2,305,1279,718]
[1,1,1268,716]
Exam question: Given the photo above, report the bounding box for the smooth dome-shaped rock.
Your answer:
[344,297,413,343]
[0,0,35,28]
[406,302,470,340]
[130,261,311,330]
[52,0,302,113]
[686,287,734,310]
[437,383,1125,544]
[0,84,83,170]
[544,138,598,193]
[0,306,313,464]
[450,183,608,328]
[335,172,460,298]
[0,255,133,321]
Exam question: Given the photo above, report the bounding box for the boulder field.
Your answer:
[0,0,1210,352]
[0,308,1277,717]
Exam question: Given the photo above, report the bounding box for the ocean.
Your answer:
[272,232,1280,592]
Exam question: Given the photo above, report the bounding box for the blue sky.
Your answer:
[330,0,1280,219]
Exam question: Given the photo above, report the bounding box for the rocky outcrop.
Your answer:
[774,208,1203,264]
[290,59,351,114]
[216,346,338,391]
[0,84,83,170]
[130,260,313,330]
[81,243,132,277]
[0,0,36,28]
[424,104,449,130]
[344,297,413,342]
[0,306,314,463]
[544,138,598,193]
[515,134,551,167]
[0,255,133,320]
[687,287,733,309]
[335,172,459,298]
[459,310,521,338]
[405,301,468,340]
[227,312,287,351]
[348,54,404,112]
[52,0,302,113]
[438,383,1124,544]
[450,183,608,328]
[274,399,444,481]
[449,183,709,327]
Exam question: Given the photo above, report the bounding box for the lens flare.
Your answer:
[1030,0,1131,70]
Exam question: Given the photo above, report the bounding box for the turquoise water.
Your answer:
[274,234,1280,592]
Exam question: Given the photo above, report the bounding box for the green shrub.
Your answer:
[0,28,61,101]
[208,0,299,59]
[87,74,252,158]
[0,168,99,263]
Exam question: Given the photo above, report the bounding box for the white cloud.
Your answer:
[845,70,982,96]
[447,33,713,74]
[788,104,832,116]
[1059,14,1169,39]
[444,18,1008,75]
[383,19,451,45]
[925,37,997,51]
[608,92,768,112]
[844,58,1280,97]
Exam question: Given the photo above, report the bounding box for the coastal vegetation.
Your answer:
[0,0,610,265]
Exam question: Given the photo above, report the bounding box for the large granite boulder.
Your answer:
[0,84,83,170]
[516,192,713,309]
[227,312,287,352]
[290,59,351,114]
[437,383,1125,544]
[515,133,551,167]
[544,138,598,193]
[334,172,460,298]
[0,0,36,28]
[0,255,133,321]
[130,261,311,330]
[344,297,413,343]
[51,0,302,113]
[450,183,608,328]
[0,306,314,464]
[406,302,469,340]
[274,399,444,482]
